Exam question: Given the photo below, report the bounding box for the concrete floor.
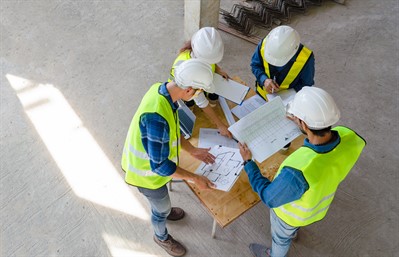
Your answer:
[1,0,398,256]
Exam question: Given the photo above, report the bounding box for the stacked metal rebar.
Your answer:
[220,0,326,36]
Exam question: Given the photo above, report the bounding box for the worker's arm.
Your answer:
[250,41,268,86]
[215,64,230,80]
[193,92,232,138]
[171,166,215,190]
[201,105,232,138]
[139,113,177,176]
[239,143,309,208]
[179,135,216,190]
[244,162,309,208]
[140,113,215,190]
[180,137,216,164]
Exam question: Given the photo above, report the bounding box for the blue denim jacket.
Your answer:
[244,131,340,208]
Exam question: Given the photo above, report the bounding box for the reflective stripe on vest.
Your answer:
[278,192,335,222]
[273,126,366,227]
[121,83,180,189]
[124,140,178,162]
[123,142,178,176]
[168,50,216,82]
[257,39,312,101]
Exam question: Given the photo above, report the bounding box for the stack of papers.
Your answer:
[231,89,296,120]
[231,94,266,119]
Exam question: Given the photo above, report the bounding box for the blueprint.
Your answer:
[194,145,244,192]
[228,97,301,163]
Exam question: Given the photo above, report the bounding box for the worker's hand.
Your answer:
[218,70,230,80]
[264,79,279,94]
[218,124,233,138]
[193,175,216,190]
[191,147,216,164]
[239,142,252,160]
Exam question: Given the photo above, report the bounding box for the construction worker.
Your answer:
[121,59,217,257]
[251,25,315,102]
[169,27,232,138]
[238,87,366,257]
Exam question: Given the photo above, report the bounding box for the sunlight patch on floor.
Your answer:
[103,232,159,257]
[7,74,149,220]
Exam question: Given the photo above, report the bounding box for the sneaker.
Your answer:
[249,243,271,257]
[281,142,291,151]
[153,234,186,257]
[167,207,185,221]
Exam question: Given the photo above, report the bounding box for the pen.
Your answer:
[272,76,276,94]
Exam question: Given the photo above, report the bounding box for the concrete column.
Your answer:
[184,0,221,40]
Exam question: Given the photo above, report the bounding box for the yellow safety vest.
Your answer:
[273,126,366,227]
[168,50,216,82]
[121,83,180,189]
[257,39,313,101]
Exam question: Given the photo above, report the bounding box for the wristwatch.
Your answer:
[243,159,252,166]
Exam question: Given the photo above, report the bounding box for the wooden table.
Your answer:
[178,78,304,237]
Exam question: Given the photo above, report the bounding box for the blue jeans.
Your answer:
[270,209,299,257]
[138,185,171,241]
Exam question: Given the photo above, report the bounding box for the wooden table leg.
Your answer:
[168,179,184,192]
[211,219,217,238]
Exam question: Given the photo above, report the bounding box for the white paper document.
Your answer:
[231,94,266,119]
[213,74,250,105]
[228,97,302,163]
[267,88,296,106]
[219,96,236,126]
[198,128,238,149]
[194,145,244,192]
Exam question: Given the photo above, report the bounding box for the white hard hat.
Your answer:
[286,86,340,129]
[191,27,224,64]
[174,59,215,93]
[264,25,300,67]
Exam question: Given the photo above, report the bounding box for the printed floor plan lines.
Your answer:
[195,145,244,191]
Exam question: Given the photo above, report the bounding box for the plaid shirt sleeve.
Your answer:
[139,113,177,176]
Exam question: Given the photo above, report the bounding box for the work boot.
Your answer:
[249,243,271,257]
[153,234,186,257]
[167,207,185,221]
